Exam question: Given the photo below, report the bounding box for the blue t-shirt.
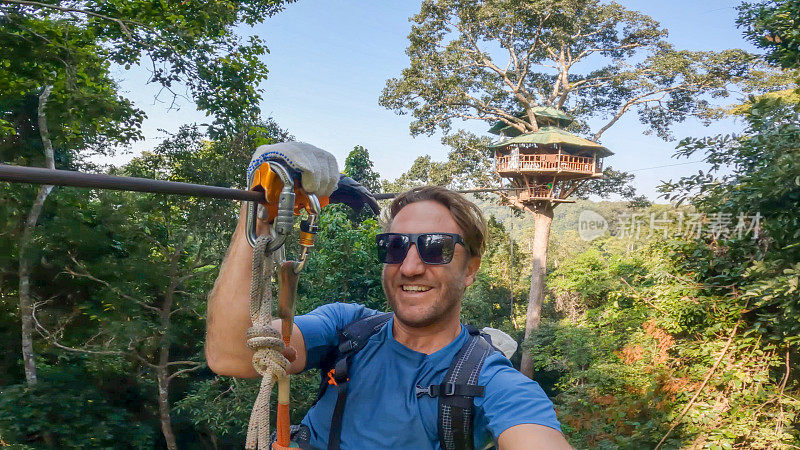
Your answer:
[294,303,561,449]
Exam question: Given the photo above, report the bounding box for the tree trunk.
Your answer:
[155,303,178,450]
[519,203,554,378]
[155,246,181,450]
[19,85,55,385]
[509,230,518,330]
[156,367,178,450]
[19,187,49,385]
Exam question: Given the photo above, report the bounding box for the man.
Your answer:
[206,143,570,449]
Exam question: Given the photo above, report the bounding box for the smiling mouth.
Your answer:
[402,285,432,292]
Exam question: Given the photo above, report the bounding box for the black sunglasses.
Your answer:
[376,233,465,265]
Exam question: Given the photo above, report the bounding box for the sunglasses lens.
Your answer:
[377,234,409,264]
[418,234,455,264]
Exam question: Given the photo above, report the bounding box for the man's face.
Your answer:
[382,200,481,328]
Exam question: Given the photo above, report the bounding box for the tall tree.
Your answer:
[25,121,290,449]
[343,145,381,193]
[380,0,766,377]
[1,0,292,385]
[1,13,144,384]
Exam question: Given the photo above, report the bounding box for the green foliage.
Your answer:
[548,248,645,315]
[462,216,528,334]
[529,32,800,446]
[297,205,385,313]
[343,145,381,193]
[382,154,453,192]
[0,12,144,167]
[739,0,800,69]
[0,117,297,446]
[0,0,294,137]
[380,0,762,140]
[660,95,800,344]
[530,240,800,448]
[0,365,153,448]
[175,376,259,443]
[381,131,505,198]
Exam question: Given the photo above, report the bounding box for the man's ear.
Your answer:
[464,256,481,287]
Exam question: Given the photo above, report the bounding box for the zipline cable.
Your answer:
[374,187,518,200]
[627,161,701,172]
[0,164,264,202]
[0,164,517,201]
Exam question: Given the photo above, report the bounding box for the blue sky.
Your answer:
[112,0,758,200]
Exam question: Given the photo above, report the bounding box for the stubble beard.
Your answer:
[384,278,465,328]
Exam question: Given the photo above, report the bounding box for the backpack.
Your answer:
[316,312,498,450]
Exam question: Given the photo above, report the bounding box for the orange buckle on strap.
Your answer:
[327,368,348,386]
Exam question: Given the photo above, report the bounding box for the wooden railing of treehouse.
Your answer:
[512,185,553,200]
[495,153,599,174]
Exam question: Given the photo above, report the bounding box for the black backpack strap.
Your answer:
[436,324,495,450]
[325,312,393,450]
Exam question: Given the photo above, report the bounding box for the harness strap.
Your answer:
[327,381,349,450]
[325,312,392,450]
[438,327,494,450]
[415,382,486,399]
[323,314,496,450]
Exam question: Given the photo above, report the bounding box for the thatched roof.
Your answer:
[489,126,613,157]
[487,107,574,135]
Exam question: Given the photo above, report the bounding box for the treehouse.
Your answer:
[489,107,613,206]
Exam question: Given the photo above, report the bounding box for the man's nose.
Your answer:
[399,244,426,277]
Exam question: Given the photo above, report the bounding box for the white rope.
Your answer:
[245,234,289,450]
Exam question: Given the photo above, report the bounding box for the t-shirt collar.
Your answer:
[384,316,468,365]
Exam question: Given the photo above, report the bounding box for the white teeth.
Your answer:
[402,285,431,292]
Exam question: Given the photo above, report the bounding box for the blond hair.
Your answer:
[382,186,487,258]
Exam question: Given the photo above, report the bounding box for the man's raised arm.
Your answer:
[205,204,307,378]
[205,142,341,378]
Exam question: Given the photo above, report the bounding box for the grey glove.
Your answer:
[248,142,339,198]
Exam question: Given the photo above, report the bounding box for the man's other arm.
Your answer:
[205,204,306,378]
[498,424,572,450]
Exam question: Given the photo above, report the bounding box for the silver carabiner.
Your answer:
[245,161,295,253]
[245,161,322,269]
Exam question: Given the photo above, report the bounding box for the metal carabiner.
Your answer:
[245,161,296,254]
[294,195,320,273]
[245,161,322,450]
[245,161,322,268]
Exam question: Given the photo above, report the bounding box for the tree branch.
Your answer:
[31,300,125,357]
[619,277,668,314]
[2,0,133,38]
[592,86,684,141]
[654,320,742,450]
[447,18,535,110]
[167,362,204,381]
[64,256,162,313]
[37,84,55,171]
[572,43,644,63]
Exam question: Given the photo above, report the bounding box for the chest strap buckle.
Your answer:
[415,382,485,399]
[327,368,349,386]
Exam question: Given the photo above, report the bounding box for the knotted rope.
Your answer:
[246,234,290,450]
